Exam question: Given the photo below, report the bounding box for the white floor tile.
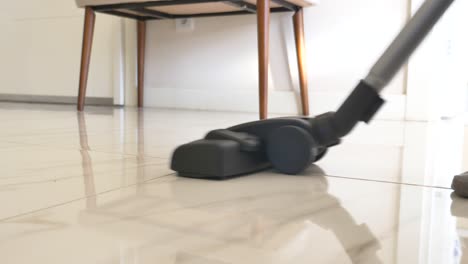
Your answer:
[1,102,468,263]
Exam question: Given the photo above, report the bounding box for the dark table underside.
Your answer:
[92,0,300,20]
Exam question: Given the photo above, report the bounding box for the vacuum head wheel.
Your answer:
[266,126,318,175]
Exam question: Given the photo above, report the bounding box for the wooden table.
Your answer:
[76,0,316,119]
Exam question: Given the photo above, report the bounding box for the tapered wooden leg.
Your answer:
[257,0,270,120]
[137,20,146,108]
[293,8,310,116]
[77,7,96,112]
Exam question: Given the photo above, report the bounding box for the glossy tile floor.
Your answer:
[1,102,468,264]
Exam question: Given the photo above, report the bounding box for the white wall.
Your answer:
[406,0,468,121]
[139,0,409,118]
[0,0,464,118]
[0,0,118,99]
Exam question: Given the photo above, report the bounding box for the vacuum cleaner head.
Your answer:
[171,116,334,179]
[171,82,384,180]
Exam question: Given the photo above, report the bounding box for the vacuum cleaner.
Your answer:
[171,0,463,185]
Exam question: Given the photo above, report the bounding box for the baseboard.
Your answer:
[0,94,114,106]
[144,88,406,120]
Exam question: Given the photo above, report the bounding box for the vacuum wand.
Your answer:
[327,0,455,141]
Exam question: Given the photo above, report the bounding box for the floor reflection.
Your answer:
[77,112,97,209]
[137,109,147,195]
[77,164,383,263]
[78,109,151,210]
[170,167,382,264]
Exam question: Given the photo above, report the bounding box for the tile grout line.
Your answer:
[3,140,170,160]
[0,173,177,223]
[321,173,452,190]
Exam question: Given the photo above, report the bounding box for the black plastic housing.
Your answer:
[171,118,314,179]
[171,80,385,179]
[333,80,385,138]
